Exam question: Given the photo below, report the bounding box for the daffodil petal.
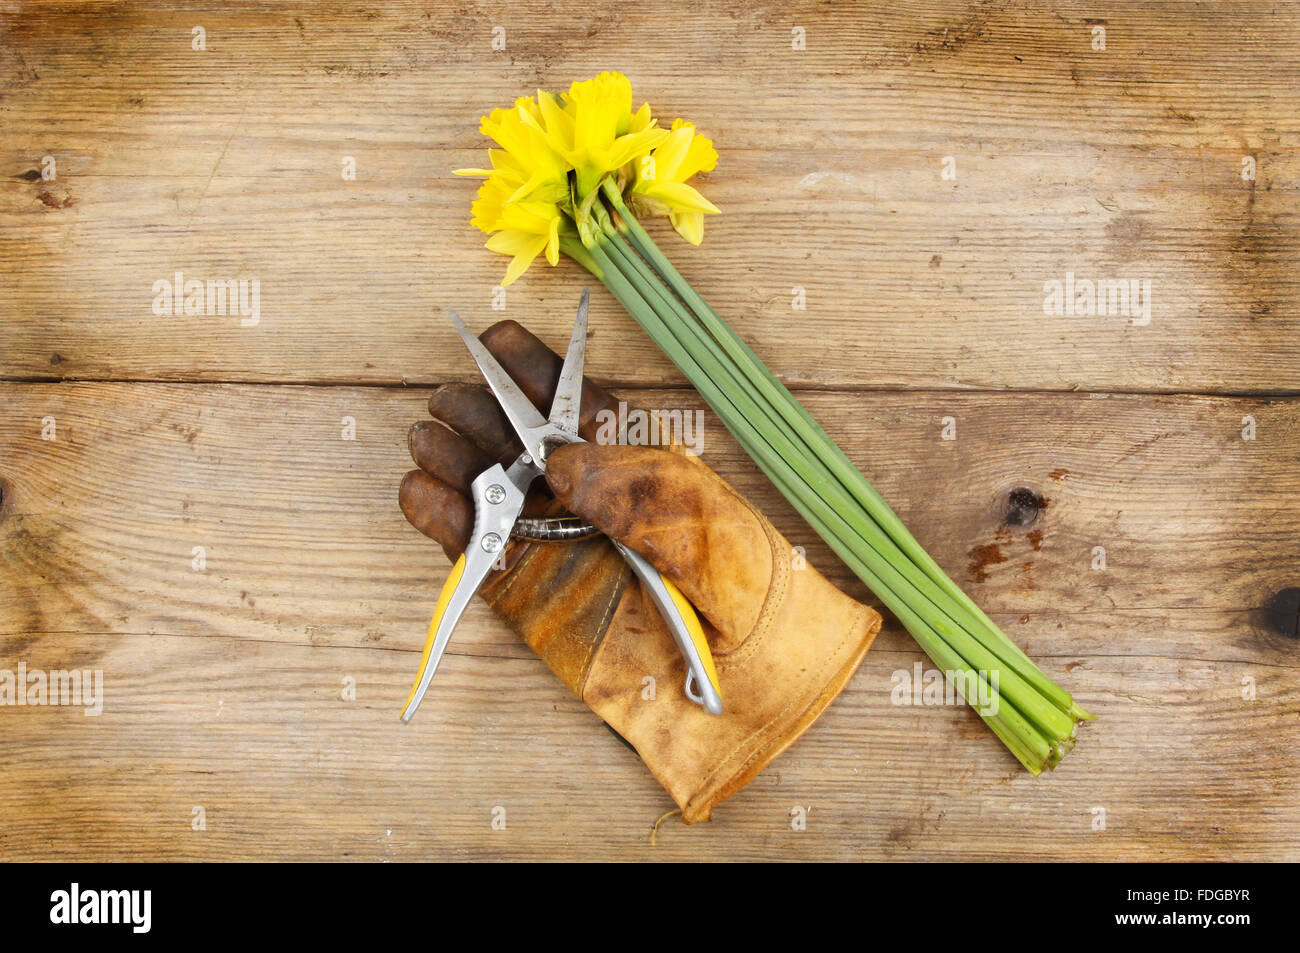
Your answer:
[640,180,720,215]
[629,101,654,134]
[607,125,671,171]
[506,171,553,204]
[537,92,574,150]
[677,132,719,180]
[486,232,549,286]
[670,208,705,246]
[648,125,693,181]
[546,216,561,266]
[484,230,535,254]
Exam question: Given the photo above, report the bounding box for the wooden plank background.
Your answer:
[1,0,1297,860]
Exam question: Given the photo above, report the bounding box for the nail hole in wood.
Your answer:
[1004,487,1044,527]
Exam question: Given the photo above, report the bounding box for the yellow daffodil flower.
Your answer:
[629,118,720,245]
[531,72,670,203]
[457,97,570,207]
[468,171,566,286]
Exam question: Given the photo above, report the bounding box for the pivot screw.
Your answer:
[481,533,502,553]
[485,484,505,504]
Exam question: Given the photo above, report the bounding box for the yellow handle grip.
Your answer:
[402,553,466,715]
[660,574,720,700]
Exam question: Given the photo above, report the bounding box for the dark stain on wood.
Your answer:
[1049,468,1069,481]
[1226,178,1289,318]
[967,542,1007,582]
[170,422,199,445]
[912,6,991,60]
[1105,213,1145,250]
[36,190,74,209]
[1027,529,1043,550]
[1261,587,1300,639]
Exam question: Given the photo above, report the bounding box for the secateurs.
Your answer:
[400,289,723,723]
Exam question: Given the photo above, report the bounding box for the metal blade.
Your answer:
[449,309,549,445]
[548,287,589,437]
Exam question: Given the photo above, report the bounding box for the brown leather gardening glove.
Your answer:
[399,320,881,822]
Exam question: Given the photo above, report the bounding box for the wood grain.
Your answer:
[1,0,1297,860]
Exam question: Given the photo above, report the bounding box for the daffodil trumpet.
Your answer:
[457,72,1093,774]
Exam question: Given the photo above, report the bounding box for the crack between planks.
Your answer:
[3,374,1300,400]
[4,630,1297,671]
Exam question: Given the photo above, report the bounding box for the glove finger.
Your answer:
[428,381,522,464]
[544,442,773,650]
[479,319,622,442]
[398,468,473,560]
[409,420,495,497]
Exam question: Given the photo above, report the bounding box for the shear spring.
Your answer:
[510,516,600,541]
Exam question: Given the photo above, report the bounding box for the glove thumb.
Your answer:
[545,443,774,651]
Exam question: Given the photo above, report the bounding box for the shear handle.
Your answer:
[612,541,724,716]
[401,464,528,723]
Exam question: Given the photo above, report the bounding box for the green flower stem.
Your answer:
[559,236,601,276]
[599,223,1078,743]
[584,236,1056,771]
[604,184,1090,726]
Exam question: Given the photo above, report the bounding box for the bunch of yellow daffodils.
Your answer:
[456,72,719,286]
[453,73,1092,774]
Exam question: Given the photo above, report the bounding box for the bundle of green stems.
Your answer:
[560,181,1093,773]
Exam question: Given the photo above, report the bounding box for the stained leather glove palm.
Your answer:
[399,320,881,822]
